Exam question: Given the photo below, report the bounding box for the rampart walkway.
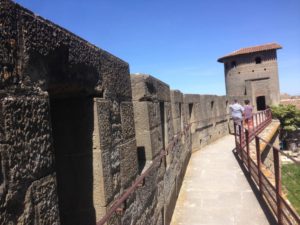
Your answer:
[171,135,274,225]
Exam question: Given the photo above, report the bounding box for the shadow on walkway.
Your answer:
[232,148,278,225]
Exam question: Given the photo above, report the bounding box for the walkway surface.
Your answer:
[171,135,272,225]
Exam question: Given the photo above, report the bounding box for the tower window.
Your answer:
[231,61,236,68]
[255,57,262,64]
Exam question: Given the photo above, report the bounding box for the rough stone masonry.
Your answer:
[0,1,280,225]
[0,0,133,224]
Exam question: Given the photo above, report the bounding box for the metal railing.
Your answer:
[234,109,300,225]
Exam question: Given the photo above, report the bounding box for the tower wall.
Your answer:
[223,50,280,107]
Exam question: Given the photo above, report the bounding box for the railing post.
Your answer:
[239,125,243,161]
[255,136,262,193]
[245,129,251,174]
[273,147,283,225]
[264,110,267,122]
[234,122,238,148]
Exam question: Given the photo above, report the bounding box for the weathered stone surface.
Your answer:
[95,100,121,204]
[101,53,131,101]
[92,100,107,221]
[120,138,138,188]
[131,74,170,102]
[1,1,134,223]
[0,95,58,224]
[147,102,161,130]
[132,101,151,134]
[93,98,138,219]
[170,90,183,103]
[132,101,164,160]
[17,174,60,225]
[1,0,131,102]
[134,162,164,224]
[120,102,136,140]
[0,0,19,89]
[164,183,177,225]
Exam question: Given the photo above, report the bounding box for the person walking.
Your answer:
[244,100,253,130]
[229,99,244,126]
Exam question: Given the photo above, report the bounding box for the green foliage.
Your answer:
[282,164,300,215]
[271,104,300,133]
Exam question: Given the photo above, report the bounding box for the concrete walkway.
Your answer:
[171,135,273,225]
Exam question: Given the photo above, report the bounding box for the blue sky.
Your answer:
[15,0,300,95]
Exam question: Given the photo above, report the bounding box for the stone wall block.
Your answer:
[170,90,183,103]
[120,102,136,140]
[131,75,170,102]
[17,174,60,225]
[96,100,113,149]
[100,53,131,101]
[0,0,19,89]
[148,102,161,130]
[0,95,57,224]
[165,102,174,143]
[20,5,104,93]
[120,138,138,188]
[96,99,122,204]
[135,161,162,213]
[150,127,163,158]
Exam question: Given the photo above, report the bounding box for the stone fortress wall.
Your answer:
[0,1,258,225]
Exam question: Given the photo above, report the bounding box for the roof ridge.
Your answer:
[218,43,282,62]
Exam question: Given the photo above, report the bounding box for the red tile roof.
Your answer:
[218,43,282,62]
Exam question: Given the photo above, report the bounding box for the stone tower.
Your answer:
[218,43,282,110]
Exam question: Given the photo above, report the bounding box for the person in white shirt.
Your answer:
[229,99,244,126]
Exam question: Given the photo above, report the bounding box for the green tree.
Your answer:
[271,104,300,139]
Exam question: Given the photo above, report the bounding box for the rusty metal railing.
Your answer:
[234,109,300,225]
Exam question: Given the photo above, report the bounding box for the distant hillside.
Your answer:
[280,93,300,109]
